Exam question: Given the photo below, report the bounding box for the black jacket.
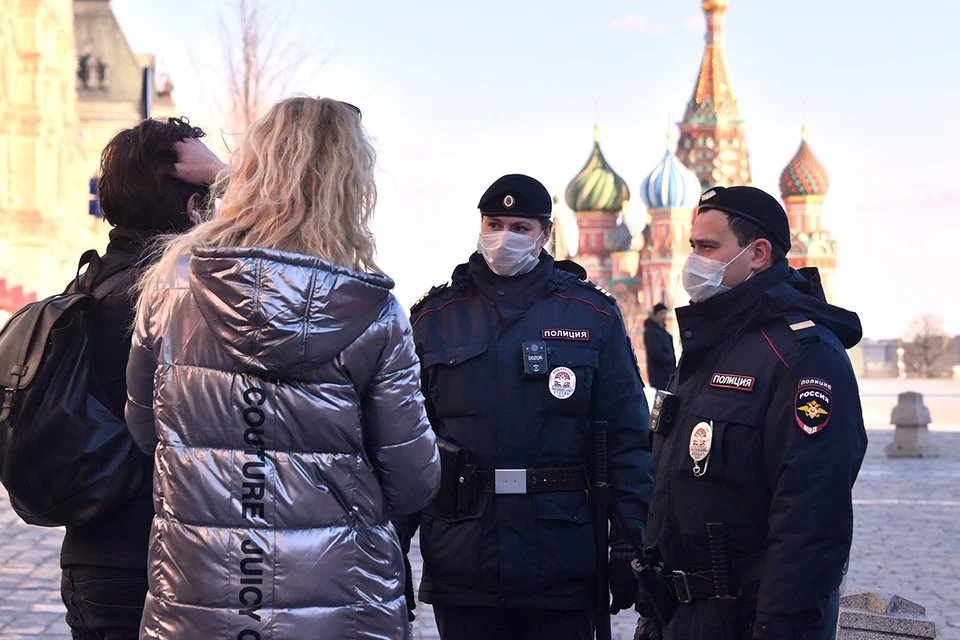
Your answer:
[647,261,867,640]
[60,227,158,569]
[643,317,676,389]
[398,252,653,609]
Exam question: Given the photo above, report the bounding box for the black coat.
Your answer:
[647,261,867,640]
[60,226,157,569]
[399,252,652,609]
[643,317,676,389]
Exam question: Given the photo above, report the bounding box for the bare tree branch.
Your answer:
[203,0,329,139]
[905,313,949,378]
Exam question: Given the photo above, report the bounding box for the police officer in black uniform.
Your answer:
[396,174,653,640]
[637,186,868,640]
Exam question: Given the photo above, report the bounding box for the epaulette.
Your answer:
[572,278,618,305]
[409,281,453,316]
[784,314,820,345]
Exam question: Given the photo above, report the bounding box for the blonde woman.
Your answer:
[125,97,441,640]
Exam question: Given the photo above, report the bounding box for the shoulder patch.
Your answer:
[627,337,643,382]
[784,314,820,345]
[413,289,431,308]
[572,278,617,305]
[795,377,832,435]
[594,283,617,303]
[409,281,451,315]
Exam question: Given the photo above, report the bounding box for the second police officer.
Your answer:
[637,186,868,640]
[396,174,653,640]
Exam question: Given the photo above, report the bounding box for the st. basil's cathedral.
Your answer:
[554,0,836,363]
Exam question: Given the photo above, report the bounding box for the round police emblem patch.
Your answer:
[795,378,833,435]
[503,194,515,209]
[548,367,576,399]
[689,421,713,477]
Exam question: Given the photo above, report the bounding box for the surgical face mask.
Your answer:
[477,230,543,277]
[682,244,753,303]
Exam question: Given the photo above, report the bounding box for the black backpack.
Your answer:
[0,250,145,526]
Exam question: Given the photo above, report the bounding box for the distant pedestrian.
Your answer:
[643,303,676,389]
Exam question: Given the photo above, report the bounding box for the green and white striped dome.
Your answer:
[564,124,630,213]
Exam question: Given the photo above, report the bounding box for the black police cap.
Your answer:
[478,174,552,219]
[697,186,791,254]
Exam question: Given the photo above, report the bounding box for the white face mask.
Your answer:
[477,230,543,277]
[682,244,753,303]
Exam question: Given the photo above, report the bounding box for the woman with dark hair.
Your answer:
[60,117,223,640]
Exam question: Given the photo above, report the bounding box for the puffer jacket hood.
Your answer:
[125,246,441,640]
[190,246,393,375]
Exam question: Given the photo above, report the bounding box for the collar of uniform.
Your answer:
[676,259,790,352]
[467,250,555,307]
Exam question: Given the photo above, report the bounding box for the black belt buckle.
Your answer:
[667,570,694,604]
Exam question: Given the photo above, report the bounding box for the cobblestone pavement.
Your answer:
[0,379,956,639]
[843,379,960,639]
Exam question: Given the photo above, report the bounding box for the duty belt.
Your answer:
[663,552,764,604]
[476,466,587,495]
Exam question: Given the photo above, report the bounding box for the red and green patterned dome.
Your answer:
[780,126,829,198]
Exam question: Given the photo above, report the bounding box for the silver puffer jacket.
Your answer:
[125,246,441,640]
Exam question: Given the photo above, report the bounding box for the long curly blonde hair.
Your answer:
[138,96,381,297]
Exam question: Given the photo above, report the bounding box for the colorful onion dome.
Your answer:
[641,136,702,210]
[779,125,829,198]
[565,124,630,212]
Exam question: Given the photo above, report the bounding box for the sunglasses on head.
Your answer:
[338,101,362,121]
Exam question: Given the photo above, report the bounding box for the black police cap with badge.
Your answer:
[697,185,792,255]
[478,174,553,219]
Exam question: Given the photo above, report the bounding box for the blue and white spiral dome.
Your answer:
[640,146,702,210]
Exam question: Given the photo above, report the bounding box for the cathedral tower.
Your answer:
[676,0,752,188]
[780,124,838,302]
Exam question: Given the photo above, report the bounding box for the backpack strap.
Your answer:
[1,252,128,422]
[64,250,129,300]
[73,250,102,295]
[90,270,130,301]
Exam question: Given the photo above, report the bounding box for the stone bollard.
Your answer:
[837,590,936,639]
[885,391,939,458]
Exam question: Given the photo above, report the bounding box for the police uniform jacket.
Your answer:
[406,251,653,609]
[647,260,868,640]
[125,246,441,640]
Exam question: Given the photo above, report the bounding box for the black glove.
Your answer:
[634,616,663,640]
[609,545,639,614]
[403,553,416,622]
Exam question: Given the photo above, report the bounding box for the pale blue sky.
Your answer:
[112,0,960,339]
